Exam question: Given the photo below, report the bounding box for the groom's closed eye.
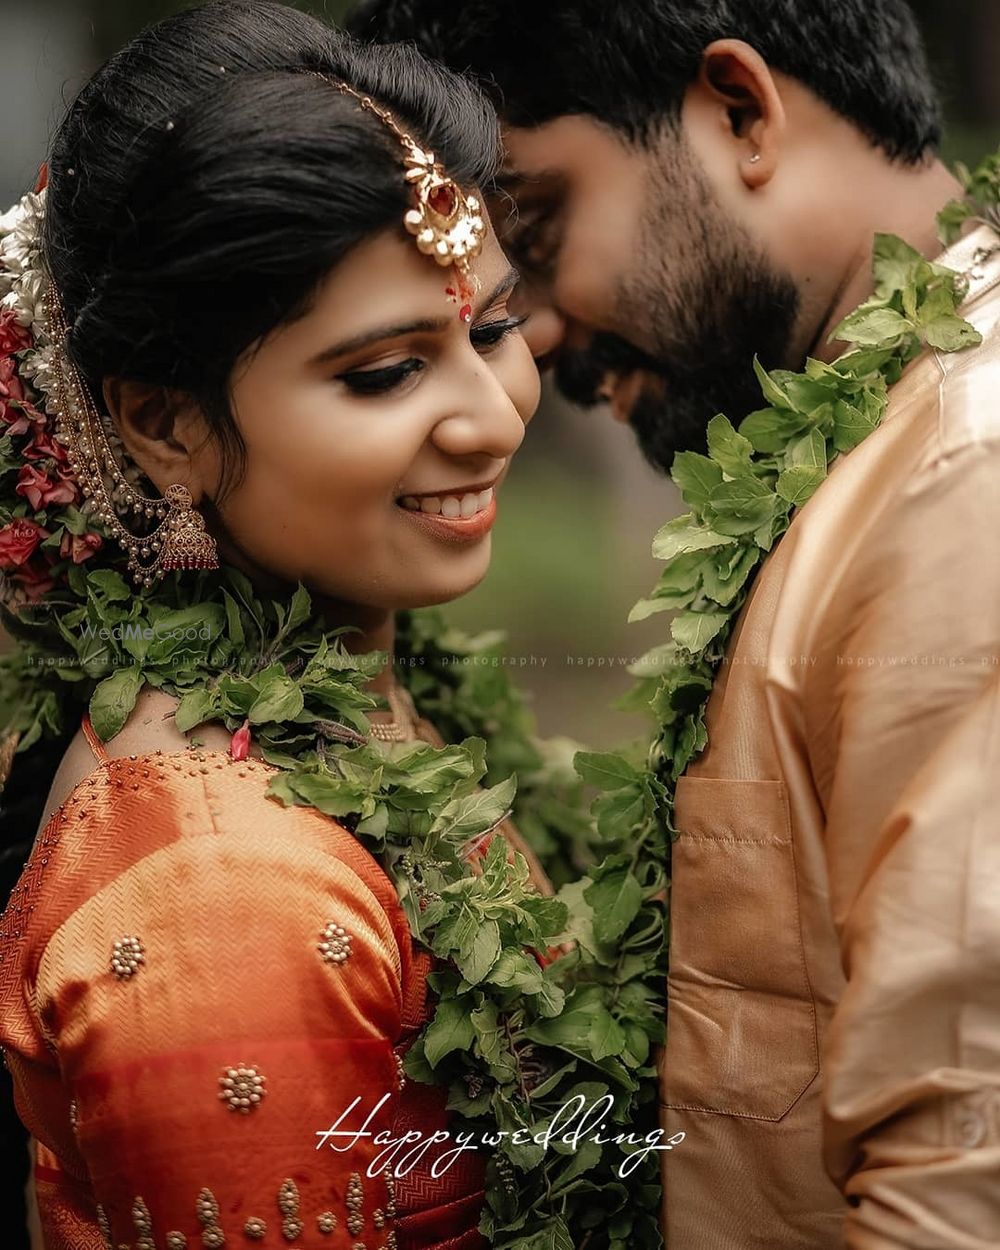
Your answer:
[493,173,564,282]
[505,205,560,279]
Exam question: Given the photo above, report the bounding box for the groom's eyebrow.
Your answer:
[495,167,561,195]
[310,267,521,364]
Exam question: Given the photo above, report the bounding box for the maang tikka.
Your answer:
[315,76,488,322]
[43,284,219,589]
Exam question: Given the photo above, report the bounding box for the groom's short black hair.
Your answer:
[347,0,941,164]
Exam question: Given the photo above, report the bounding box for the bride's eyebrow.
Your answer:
[308,266,520,365]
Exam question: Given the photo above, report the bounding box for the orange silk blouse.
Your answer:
[0,706,544,1250]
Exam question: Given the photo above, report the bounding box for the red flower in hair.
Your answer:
[0,518,48,567]
[34,163,48,193]
[59,530,103,565]
[9,559,57,603]
[0,408,35,438]
[0,354,27,404]
[0,405,45,440]
[0,357,45,438]
[16,463,77,511]
[0,311,32,355]
[23,426,68,464]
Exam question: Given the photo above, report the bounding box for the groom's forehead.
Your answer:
[499,116,607,184]
[497,115,647,205]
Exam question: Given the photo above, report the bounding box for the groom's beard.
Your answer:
[554,162,801,475]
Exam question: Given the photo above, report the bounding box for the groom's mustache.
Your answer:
[553,332,667,408]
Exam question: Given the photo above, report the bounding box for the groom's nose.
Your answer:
[521,306,566,363]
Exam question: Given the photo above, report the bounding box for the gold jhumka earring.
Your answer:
[43,285,219,589]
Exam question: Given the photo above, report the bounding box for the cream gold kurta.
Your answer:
[659,225,1000,1248]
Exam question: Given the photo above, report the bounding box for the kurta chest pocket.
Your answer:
[659,776,819,1121]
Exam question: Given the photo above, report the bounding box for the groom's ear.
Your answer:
[694,39,785,190]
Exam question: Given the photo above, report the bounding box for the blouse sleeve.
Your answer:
[20,758,408,1246]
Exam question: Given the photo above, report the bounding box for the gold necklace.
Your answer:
[367,681,420,743]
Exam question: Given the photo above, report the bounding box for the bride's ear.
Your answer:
[697,38,786,189]
[101,377,217,501]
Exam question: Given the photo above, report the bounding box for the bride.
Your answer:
[0,3,563,1246]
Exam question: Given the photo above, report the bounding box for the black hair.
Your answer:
[45,0,500,501]
[348,0,942,163]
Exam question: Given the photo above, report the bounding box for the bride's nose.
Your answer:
[430,373,528,462]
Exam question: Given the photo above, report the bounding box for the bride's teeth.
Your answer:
[405,486,494,518]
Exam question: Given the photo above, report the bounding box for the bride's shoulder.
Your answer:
[5,689,411,1021]
[38,685,244,832]
[32,683,401,910]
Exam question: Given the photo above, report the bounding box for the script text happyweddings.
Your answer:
[316,1092,684,1180]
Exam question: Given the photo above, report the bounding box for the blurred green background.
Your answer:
[2,0,997,748]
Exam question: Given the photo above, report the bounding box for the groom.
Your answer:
[351,2,1000,1247]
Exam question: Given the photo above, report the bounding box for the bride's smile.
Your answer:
[107,228,537,615]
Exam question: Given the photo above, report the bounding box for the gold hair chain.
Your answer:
[42,285,219,588]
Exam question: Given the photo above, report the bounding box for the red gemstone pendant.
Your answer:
[427,183,458,218]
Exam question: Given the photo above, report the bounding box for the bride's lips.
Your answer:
[396,481,499,544]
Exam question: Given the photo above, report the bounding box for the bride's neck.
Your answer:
[208,523,397,697]
[314,596,396,698]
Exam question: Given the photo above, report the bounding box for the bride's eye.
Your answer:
[470,315,529,352]
[338,359,424,396]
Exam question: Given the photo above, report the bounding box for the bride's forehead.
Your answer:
[242,223,510,359]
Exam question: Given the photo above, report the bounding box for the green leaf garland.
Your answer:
[0,149,996,1250]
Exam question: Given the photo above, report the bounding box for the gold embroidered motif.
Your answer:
[346,1171,366,1236]
[96,1203,113,1249]
[218,1064,266,1113]
[196,1187,225,1248]
[95,1179,400,1248]
[277,1178,303,1241]
[110,935,145,979]
[318,921,353,966]
[383,1171,397,1221]
[133,1196,155,1250]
